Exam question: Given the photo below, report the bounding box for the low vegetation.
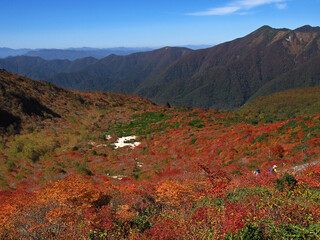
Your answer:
[0,70,320,239]
[239,86,320,121]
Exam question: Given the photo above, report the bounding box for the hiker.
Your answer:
[269,165,277,173]
[254,168,261,175]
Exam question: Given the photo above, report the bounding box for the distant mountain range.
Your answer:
[0,47,157,60]
[0,48,31,58]
[1,25,319,109]
[22,47,156,60]
[0,45,211,61]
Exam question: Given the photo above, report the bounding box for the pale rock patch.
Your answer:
[110,175,126,180]
[88,141,107,148]
[136,161,144,168]
[113,136,141,149]
[105,135,112,140]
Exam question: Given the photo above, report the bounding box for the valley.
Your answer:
[2,0,320,237]
[0,69,319,239]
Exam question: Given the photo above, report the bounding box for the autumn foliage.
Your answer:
[1,71,320,239]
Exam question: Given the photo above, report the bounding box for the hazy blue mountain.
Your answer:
[0,48,30,58]
[0,47,155,60]
[0,56,98,80]
[23,47,155,60]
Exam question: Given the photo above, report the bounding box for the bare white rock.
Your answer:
[113,136,141,149]
[105,135,112,140]
[136,162,144,168]
[110,175,126,180]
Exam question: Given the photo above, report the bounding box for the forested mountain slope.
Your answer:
[47,47,192,92]
[249,55,320,101]
[0,56,98,80]
[139,25,320,109]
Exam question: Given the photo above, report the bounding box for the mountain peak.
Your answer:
[256,25,290,32]
[251,25,286,36]
[294,25,320,33]
[256,25,273,32]
[260,25,272,29]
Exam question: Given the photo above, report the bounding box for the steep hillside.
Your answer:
[238,86,320,121]
[0,69,152,134]
[249,55,320,100]
[0,71,320,239]
[48,47,192,92]
[139,25,320,109]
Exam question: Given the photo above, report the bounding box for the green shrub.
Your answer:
[132,214,152,232]
[268,223,320,239]
[225,224,264,240]
[7,135,60,163]
[187,119,205,128]
[72,146,79,151]
[275,173,297,192]
[190,137,197,144]
[76,163,93,176]
[108,111,172,136]
[132,166,141,180]
[252,133,269,144]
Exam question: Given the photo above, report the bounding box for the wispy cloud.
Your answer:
[187,0,287,16]
[276,3,287,9]
[189,6,240,16]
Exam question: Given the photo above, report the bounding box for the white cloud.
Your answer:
[188,6,240,16]
[239,0,285,8]
[187,0,287,16]
[276,3,287,9]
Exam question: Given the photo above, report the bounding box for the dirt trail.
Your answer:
[287,160,320,173]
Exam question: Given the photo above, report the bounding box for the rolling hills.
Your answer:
[0,70,320,238]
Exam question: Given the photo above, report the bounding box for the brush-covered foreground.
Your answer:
[0,71,320,239]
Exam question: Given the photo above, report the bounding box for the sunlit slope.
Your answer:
[239,86,320,121]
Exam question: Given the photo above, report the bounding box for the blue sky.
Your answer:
[1,0,320,49]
